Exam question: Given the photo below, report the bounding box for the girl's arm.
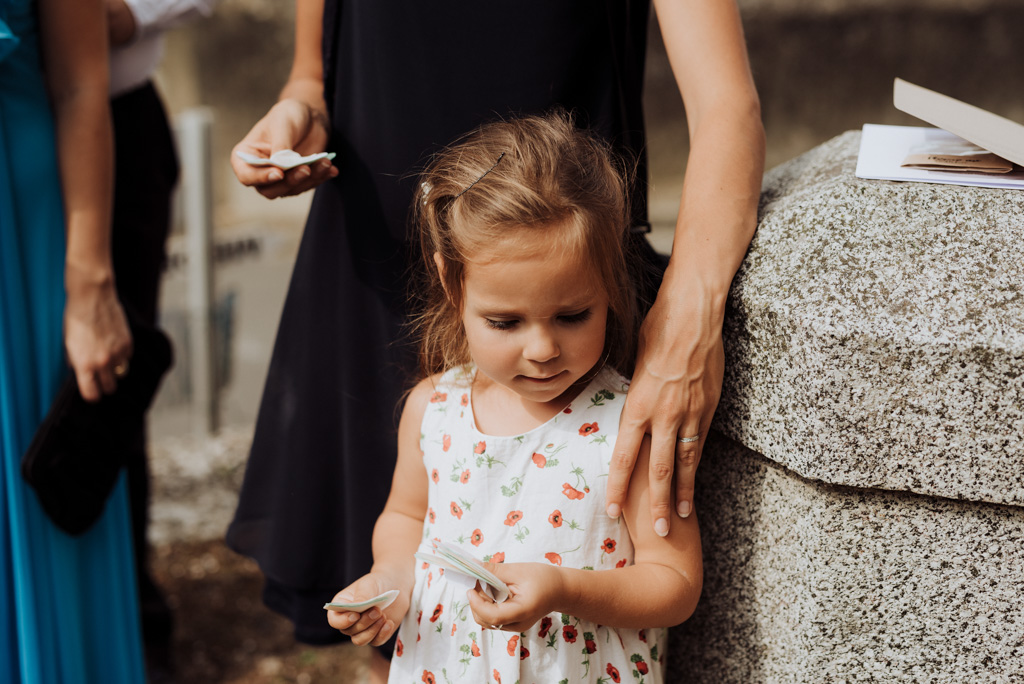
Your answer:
[607,0,765,535]
[39,0,133,402]
[468,436,702,630]
[327,378,433,646]
[229,0,338,198]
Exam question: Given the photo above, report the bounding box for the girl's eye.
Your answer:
[485,319,518,331]
[558,309,592,325]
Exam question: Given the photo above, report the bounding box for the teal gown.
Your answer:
[1,1,145,681]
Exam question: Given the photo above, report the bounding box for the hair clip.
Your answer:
[453,153,505,200]
[420,181,432,206]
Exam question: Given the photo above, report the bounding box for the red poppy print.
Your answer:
[450,502,463,519]
[459,469,471,484]
[532,452,546,468]
[507,635,519,656]
[417,610,422,625]
[504,510,523,526]
[584,636,597,654]
[396,637,403,657]
[562,625,578,643]
[562,483,585,500]
[538,617,552,638]
[638,629,647,643]
[422,671,436,684]
[606,663,621,682]
[471,529,484,546]
[563,406,572,413]
[474,441,486,454]
[471,641,480,657]
[635,659,649,675]
[491,552,505,563]
[428,508,436,523]
[520,645,530,660]
[460,393,469,407]
[615,558,627,568]
[544,552,562,566]
[431,469,439,484]
[442,434,451,452]
[429,604,443,623]
[602,538,617,554]
[429,392,447,403]
[492,670,501,684]
[578,422,599,436]
[548,510,562,527]
[451,623,457,636]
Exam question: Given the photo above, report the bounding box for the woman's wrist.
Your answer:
[65,258,115,298]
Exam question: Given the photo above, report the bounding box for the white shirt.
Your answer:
[110,0,216,97]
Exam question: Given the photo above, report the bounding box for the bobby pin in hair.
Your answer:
[453,152,505,200]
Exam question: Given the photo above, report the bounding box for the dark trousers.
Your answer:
[110,81,179,646]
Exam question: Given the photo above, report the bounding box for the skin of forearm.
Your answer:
[369,508,424,592]
[53,87,115,286]
[668,102,766,302]
[554,562,700,629]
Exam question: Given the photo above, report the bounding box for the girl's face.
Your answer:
[459,224,609,408]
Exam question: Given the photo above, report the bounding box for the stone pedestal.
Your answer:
[669,131,1024,682]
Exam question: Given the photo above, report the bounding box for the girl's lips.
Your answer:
[521,371,565,383]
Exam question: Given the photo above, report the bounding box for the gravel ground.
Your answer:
[147,428,370,682]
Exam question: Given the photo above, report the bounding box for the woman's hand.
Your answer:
[230,98,337,199]
[327,572,410,647]
[465,562,564,633]
[63,266,132,402]
[606,280,725,536]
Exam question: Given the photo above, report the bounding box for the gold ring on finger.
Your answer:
[113,362,129,378]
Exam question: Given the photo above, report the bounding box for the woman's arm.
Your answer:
[468,436,702,630]
[607,0,766,534]
[230,0,338,198]
[327,378,433,646]
[39,0,133,402]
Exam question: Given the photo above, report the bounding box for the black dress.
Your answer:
[226,0,656,644]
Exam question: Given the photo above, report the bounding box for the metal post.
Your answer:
[176,108,218,436]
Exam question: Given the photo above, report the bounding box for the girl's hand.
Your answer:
[327,572,409,647]
[606,281,725,536]
[63,266,132,402]
[465,562,564,633]
[230,98,337,199]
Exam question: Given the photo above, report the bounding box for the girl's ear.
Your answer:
[433,252,453,302]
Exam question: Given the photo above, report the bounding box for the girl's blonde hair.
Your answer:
[411,111,639,378]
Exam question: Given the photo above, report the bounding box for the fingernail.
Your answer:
[606,504,621,519]
[655,518,669,537]
[678,501,691,518]
[268,169,283,182]
[367,609,380,620]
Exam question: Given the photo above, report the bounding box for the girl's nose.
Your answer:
[523,327,559,363]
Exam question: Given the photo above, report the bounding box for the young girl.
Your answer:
[327,113,702,683]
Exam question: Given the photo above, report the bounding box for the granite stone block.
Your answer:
[717,131,1024,507]
[670,432,1024,683]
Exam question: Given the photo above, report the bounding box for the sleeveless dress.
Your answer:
[389,365,667,684]
[0,2,145,681]
[226,0,662,643]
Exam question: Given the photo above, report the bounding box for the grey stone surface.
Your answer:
[670,432,1024,683]
[717,131,1024,507]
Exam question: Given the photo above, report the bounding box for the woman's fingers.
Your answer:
[605,413,646,519]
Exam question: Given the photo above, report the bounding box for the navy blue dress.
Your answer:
[227,0,655,644]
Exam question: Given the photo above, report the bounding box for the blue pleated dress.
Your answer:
[1,1,145,681]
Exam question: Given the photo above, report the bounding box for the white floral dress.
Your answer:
[388,365,667,684]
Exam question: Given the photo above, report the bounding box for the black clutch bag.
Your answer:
[21,319,173,536]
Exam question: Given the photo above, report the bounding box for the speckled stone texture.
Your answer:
[669,433,1024,683]
[667,133,1024,682]
[717,131,1024,506]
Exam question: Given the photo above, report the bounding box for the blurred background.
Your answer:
[144,0,1024,680]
